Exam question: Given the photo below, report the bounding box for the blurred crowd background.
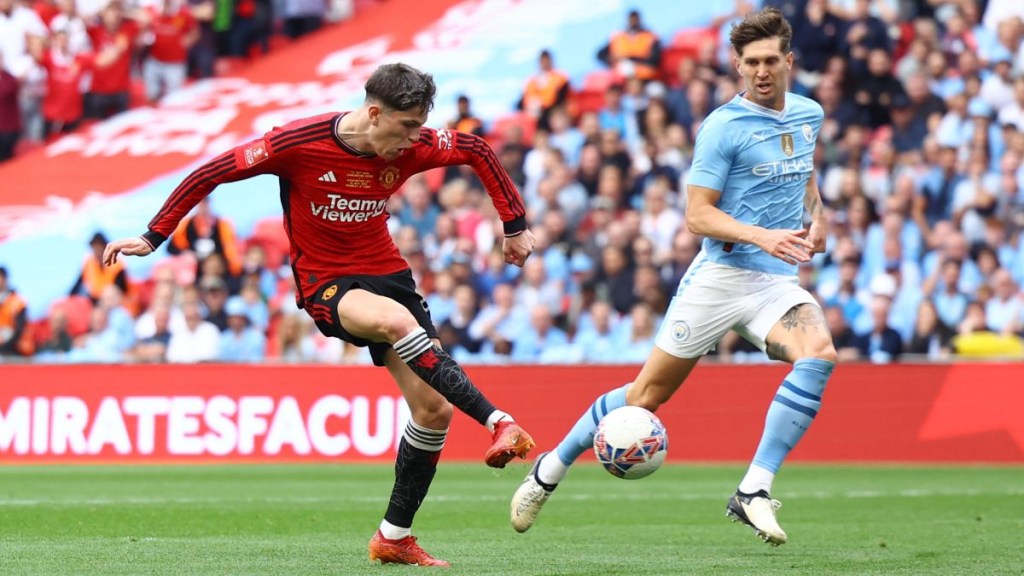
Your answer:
[2,0,1024,365]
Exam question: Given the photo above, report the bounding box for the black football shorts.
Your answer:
[306,269,437,366]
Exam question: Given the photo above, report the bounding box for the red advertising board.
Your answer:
[0,363,1021,463]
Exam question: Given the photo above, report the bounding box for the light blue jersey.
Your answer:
[688,92,823,275]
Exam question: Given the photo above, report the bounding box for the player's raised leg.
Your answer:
[338,289,534,468]
[728,303,837,546]
[512,349,698,532]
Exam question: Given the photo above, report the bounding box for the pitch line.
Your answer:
[0,487,1021,507]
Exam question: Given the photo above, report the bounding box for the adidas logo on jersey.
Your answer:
[318,171,337,182]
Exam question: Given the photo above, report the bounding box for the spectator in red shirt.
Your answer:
[142,0,196,103]
[38,25,97,137]
[85,1,139,119]
[0,52,20,161]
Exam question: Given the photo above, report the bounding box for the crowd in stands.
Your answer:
[0,0,348,160]
[3,0,1024,365]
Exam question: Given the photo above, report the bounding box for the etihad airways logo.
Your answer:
[751,154,813,179]
[310,194,387,223]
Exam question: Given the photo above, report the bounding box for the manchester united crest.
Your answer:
[780,133,795,157]
[322,284,338,300]
[379,166,400,189]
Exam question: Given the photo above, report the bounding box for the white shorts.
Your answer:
[654,259,819,359]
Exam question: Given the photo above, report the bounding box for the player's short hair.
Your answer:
[729,6,792,56]
[364,63,437,113]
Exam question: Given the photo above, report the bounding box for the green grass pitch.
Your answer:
[0,463,1021,575]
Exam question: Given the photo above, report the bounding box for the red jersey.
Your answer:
[147,8,194,63]
[42,50,92,122]
[143,113,527,309]
[86,20,138,94]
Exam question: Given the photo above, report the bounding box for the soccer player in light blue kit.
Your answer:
[511,6,836,546]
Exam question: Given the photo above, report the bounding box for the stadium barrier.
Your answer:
[0,363,1021,463]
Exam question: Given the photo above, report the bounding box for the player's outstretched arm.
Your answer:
[103,236,154,266]
[502,228,535,268]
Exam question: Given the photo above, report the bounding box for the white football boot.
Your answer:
[510,452,558,533]
[726,489,788,545]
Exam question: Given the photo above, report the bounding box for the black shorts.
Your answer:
[306,269,437,366]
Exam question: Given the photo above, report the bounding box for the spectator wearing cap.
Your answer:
[889,92,928,155]
[518,49,570,133]
[196,274,229,329]
[70,232,130,304]
[597,9,661,82]
[217,295,265,362]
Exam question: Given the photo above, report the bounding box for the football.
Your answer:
[593,406,668,480]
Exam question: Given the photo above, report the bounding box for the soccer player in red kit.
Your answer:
[104,63,537,567]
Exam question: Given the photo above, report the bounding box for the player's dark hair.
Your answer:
[729,6,792,56]
[364,63,436,113]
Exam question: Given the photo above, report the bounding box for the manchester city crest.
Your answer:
[671,321,691,342]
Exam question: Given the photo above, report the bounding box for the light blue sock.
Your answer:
[751,358,834,474]
[554,384,629,467]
